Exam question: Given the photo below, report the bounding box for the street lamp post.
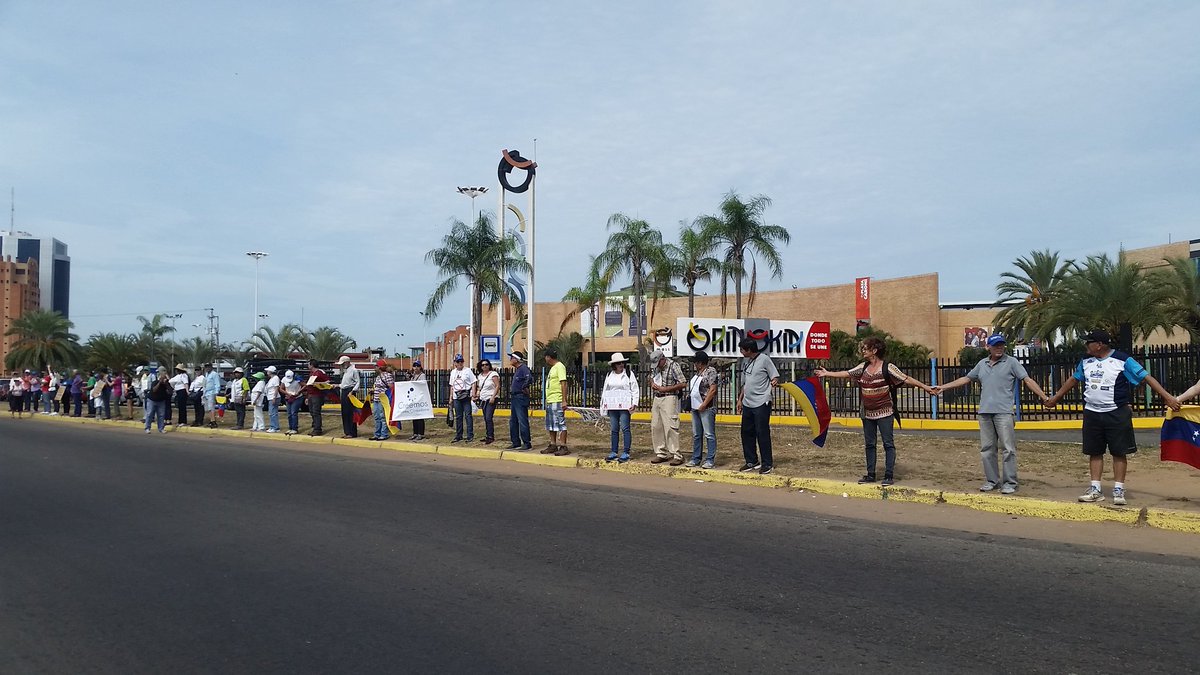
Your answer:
[246,251,269,336]
[166,313,183,365]
[395,333,405,358]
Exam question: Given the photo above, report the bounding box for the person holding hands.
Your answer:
[600,353,639,462]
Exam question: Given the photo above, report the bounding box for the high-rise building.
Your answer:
[0,232,70,318]
[1,255,42,367]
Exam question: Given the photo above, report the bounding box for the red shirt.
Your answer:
[303,368,330,396]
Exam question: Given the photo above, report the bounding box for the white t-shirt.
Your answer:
[450,367,477,398]
[170,373,190,391]
[690,374,705,410]
[477,371,499,400]
[250,380,265,406]
[266,375,281,401]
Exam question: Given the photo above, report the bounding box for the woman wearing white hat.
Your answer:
[600,353,640,462]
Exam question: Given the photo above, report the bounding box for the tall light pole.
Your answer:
[457,187,488,364]
[246,251,269,336]
[166,313,183,365]
[395,333,404,358]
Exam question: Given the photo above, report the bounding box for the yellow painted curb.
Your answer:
[501,451,579,468]
[939,492,1141,525]
[1144,508,1200,534]
[438,445,503,460]
[789,478,943,505]
[285,434,335,445]
[683,468,791,489]
[333,438,383,450]
[379,441,437,455]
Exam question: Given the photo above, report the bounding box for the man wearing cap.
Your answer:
[264,365,281,433]
[541,348,570,455]
[169,364,191,426]
[204,363,222,428]
[249,371,268,431]
[304,358,331,436]
[229,367,249,429]
[648,348,686,465]
[336,355,361,438]
[372,360,395,441]
[935,334,1050,494]
[449,354,477,443]
[507,350,533,450]
[1045,329,1180,505]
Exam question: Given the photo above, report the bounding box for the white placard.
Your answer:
[391,380,434,421]
[600,388,633,413]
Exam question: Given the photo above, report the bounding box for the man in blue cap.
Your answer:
[936,334,1050,494]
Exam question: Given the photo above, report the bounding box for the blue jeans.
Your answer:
[144,399,167,431]
[608,410,631,456]
[862,415,896,478]
[373,400,390,439]
[287,397,303,432]
[453,396,474,440]
[480,399,497,441]
[509,393,530,448]
[72,392,83,417]
[691,407,717,464]
[268,399,280,431]
[42,391,54,413]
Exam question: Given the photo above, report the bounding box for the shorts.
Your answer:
[1082,407,1137,457]
[545,402,566,432]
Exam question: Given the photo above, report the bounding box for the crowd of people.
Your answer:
[9,328,1197,506]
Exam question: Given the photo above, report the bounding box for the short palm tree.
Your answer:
[3,309,82,371]
[664,219,721,317]
[297,326,357,362]
[1051,254,1176,349]
[424,212,532,359]
[697,191,790,318]
[244,324,302,359]
[1153,256,1200,342]
[535,332,585,368]
[179,336,217,368]
[84,333,146,373]
[594,214,671,362]
[559,257,633,367]
[992,249,1075,351]
[137,314,177,365]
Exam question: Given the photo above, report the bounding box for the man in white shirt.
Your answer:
[449,354,477,443]
[265,365,281,433]
[249,372,267,431]
[169,364,191,426]
[336,355,361,438]
[188,366,206,426]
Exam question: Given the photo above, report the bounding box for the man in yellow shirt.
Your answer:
[541,348,570,456]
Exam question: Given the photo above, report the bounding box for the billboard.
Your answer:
[855,277,870,321]
[676,318,832,360]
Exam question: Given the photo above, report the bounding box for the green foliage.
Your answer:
[297,326,357,361]
[244,324,302,359]
[1050,253,1175,349]
[992,249,1075,352]
[178,336,217,368]
[696,191,790,319]
[3,309,82,371]
[84,333,146,373]
[1152,256,1200,342]
[136,313,178,365]
[957,345,988,367]
[534,332,585,368]
[594,213,672,362]
[663,219,720,317]
[823,326,932,365]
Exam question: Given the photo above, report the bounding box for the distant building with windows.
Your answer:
[0,232,70,318]
[1,255,41,366]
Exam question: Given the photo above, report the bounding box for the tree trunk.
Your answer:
[634,265,646,364]
[473,284,484,364]
[687,282,695,317]
[734,257,744,320]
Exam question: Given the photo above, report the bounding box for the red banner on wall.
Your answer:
[855,277,871,320]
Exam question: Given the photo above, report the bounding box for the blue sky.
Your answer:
[2,1,1198,353]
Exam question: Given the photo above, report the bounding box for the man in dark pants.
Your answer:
[507,350,533,450]
[169,363,190,426]
[336,355,360,439]
[304,358,330,436]
[735,337,780,474]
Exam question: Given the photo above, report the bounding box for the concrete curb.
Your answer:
[24,414,1196,534]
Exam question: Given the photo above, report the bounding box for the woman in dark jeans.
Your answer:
[474,359,500,443]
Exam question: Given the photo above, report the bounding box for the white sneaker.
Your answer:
[1112,487,1127,506]
[1078,486,1105,503]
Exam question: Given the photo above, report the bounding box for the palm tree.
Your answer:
[424,212,532,358]
[1153,256,1200,342]
[594,214,672,362]
[297,326,357,362]
[664,219,721,317]
[559,257,632,367]
[992,249,1076,352]
[84,333,146,373]
[244,324,302,359]
[535,331,586,368]
[179,336,217,367]
[137,314,177,365]
[697,191,790,318]
[1051,254,1176,350]
[3,309,82,371]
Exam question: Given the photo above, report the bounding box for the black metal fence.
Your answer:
[357,344,1197,420]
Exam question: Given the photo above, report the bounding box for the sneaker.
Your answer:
[540,444,557,454]
[684,460,700,468]
[415,435,425,441]
[145,429,151,434]
[617,454,630,463]
[452,438,463,444]
[669,458,684,466]
[738,463,760,473]
[759,465,773,475]
[605,452,618,462]
[857,475,876,484]
[1078,486,1105,503]
[553,446,570,456]
[1000,485,1017,495]
[651,456,671,464]
[979,481,999,492]
[1113,487,1127,506]
[881,476,894,486]
[701,461,714,470]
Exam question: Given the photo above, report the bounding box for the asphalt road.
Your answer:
[3,422,1198,674]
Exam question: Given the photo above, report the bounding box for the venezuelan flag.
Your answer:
[1161,406,1200,470]
[780,376,831,447]
[381,385,400,431]
[350,392,372,426]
